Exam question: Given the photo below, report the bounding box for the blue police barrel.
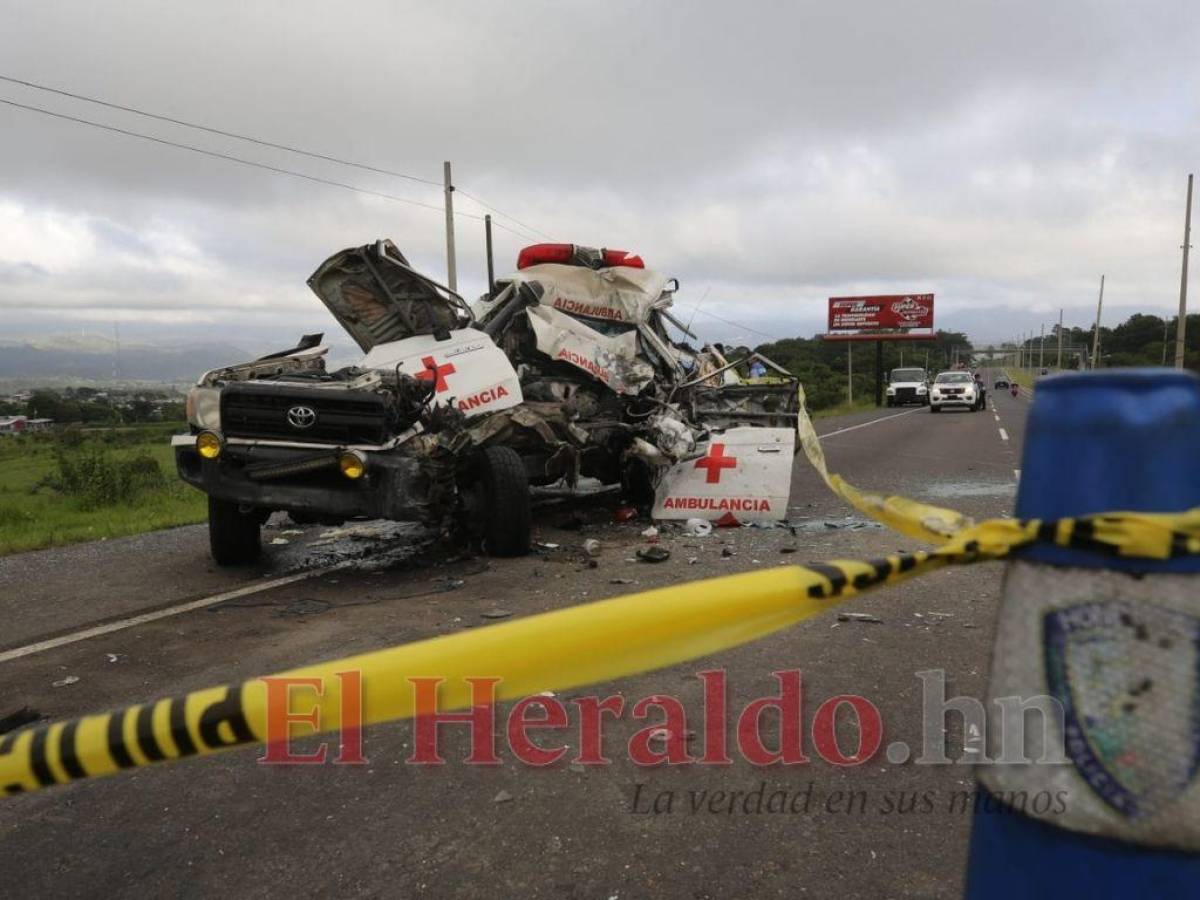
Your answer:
[966,369,1200,898]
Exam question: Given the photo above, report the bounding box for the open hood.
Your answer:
[307,239,473,352]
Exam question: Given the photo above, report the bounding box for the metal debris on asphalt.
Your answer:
[838,612,884,624]
[636,546,670,563]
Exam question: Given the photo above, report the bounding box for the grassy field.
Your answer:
[811,397,882,418]
[0,424,206,556]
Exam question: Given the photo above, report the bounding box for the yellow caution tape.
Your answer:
[795,384,971,543]
[3,390,1199,798]
[4,503,1199,797]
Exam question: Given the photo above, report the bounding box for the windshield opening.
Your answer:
[890,369,926,382]
[935,372,972,384]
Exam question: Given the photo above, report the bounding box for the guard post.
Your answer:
[965,369,1200,897]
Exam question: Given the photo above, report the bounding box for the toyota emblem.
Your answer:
[286,405,318,429]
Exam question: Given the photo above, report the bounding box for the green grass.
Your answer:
[811,398,881,419]
[0,424,206,556]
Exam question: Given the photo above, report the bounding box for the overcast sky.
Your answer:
[1,0,1198,353]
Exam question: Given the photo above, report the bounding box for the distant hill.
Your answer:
[0,337,260,381]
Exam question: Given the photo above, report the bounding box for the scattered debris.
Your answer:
[683,518,713,537]
[583,539,602,558]
[636,546,671,563]
[838,612,883,624]
[640,526,659,539]
[609,578,635,585]
[535,542,561,551]
[493,790,514,804]
[270,537,290,545]
[721,547,734,558]
[105,653,123,663]
[779,546,798,554]
[52,675,80,688]
[613,506,638,523]
[482,609,513,619]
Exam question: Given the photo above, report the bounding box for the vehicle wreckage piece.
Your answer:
[474,243,802,522]
[174,240,540,565]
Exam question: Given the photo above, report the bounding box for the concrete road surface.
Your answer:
[0,375,1031,899]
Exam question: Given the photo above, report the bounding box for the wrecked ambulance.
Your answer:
[174,240,535,564]
[472,243,800,523]
[173,239,800,567]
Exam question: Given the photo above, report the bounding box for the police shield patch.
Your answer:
[1044,600,1200,820]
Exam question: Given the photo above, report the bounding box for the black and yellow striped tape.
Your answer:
[3,504,1198,798]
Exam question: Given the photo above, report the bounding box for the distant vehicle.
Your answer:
[994,373,1011,389]
[929,371,980,413]
[885,367,929,407]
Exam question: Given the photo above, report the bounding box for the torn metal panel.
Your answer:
[361,328,523,419]
[507,263,669,326]
[525,304,656,395]
[307,239,472,352]
[651,427,796,522]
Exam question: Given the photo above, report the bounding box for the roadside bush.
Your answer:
[47,448,166,510]
[0,505,33,527]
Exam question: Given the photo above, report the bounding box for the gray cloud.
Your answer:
[1,0,1198,351]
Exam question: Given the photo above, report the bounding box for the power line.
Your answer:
[0,96,481,219]
[455,187,556,241]
[0,72,555,243]
[0,73,442,188]
[673,303,778,341]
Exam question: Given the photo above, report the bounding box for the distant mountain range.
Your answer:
[0,336,259,381]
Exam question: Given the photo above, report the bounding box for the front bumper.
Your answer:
[173,435,445,522]
[930,395,977,407]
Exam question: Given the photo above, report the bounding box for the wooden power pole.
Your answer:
[1175,173,1193,369]
[1091,275,1105,369]
[443,161,458,292]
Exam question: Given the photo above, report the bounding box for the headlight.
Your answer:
[339,450,366,480]
[196,430,223,460]
[917,385,927,393]
[187,386,221,430]
[886,387,895,395]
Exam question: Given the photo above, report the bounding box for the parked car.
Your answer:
[885,367,929,407]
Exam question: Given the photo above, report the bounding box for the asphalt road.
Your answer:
[0,373,1030,899]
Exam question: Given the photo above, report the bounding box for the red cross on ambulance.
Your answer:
[694,442,738,483]
[416,356,456,392]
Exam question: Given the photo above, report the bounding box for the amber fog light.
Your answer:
[196,430,223,460]
[339,451,366,480]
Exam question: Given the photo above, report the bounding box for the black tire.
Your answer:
[886,399,894,408]
[471,446,531,557]
[930,405,940,414]
[208,497,262,565]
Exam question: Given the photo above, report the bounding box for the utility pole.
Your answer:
[1056,309,1064,369]
[1174,173,1193,369]
[443,161,458,293]
[1091,275,1105,369]
[1163,316,1171,365]
[1039,323,1045,370]
[847,344,853,405]
[484,214,496,298]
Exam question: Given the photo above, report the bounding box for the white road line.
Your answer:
[993,414,1000,422]
[999,428,1010,442]
[817,407,922,439]
[0,568,331,664]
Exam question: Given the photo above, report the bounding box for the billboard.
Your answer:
[827,294,934,331]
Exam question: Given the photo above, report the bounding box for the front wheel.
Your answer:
[466,446,531,557]
[208,497,262,565]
